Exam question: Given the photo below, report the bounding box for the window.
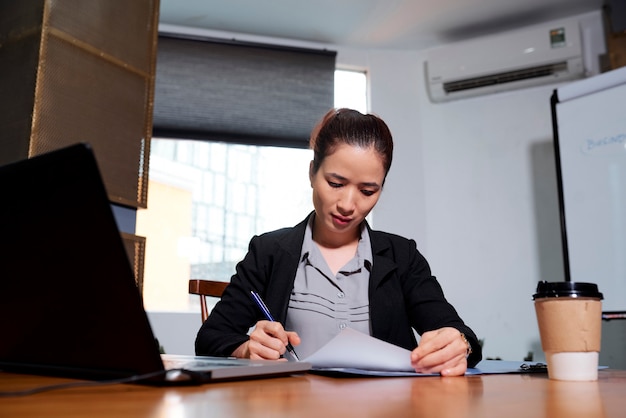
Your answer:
[137,69,367,312]
[334,69,367,113]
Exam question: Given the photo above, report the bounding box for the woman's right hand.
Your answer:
[232,320,301,360]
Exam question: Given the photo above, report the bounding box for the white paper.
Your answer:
[301,328,552,377]
[302,328,414,372]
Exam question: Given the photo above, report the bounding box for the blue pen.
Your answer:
[250,290,300,361]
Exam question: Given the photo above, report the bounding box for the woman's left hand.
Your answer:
[410,327,468,376]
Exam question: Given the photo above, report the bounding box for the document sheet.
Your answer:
[302,328,547,376]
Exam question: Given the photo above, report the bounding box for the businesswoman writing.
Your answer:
[196,108,482,376]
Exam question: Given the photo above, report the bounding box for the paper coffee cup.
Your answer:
[533,281,603,381]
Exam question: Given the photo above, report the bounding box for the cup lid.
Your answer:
[533,281,603,300]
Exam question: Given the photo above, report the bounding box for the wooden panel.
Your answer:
[607,32,626,70]
[0,0,160,208]
[121,232,146,295]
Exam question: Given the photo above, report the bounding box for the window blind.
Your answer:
[152,34,336,148]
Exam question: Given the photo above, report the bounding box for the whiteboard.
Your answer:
[552,66,626,312]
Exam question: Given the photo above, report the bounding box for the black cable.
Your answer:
[0,369,176,397]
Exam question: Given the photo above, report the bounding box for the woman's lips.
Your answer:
[332,214,352,226]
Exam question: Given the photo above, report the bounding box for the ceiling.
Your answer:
[158,0,605,50]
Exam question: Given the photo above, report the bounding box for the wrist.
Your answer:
[460,333,472,358]
[231,340,250,358]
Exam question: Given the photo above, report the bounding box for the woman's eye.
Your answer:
[328,181,342,188]
[361,190,375,196]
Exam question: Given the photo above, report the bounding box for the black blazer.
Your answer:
[195,213,482,367]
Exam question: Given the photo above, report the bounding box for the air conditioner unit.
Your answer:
[425,18,586,103]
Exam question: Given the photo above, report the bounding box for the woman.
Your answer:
[195,108,482,376]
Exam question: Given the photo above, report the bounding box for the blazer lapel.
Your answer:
[367,227,398,289]
[268,215,310,322]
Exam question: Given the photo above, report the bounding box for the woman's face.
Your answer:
[310,143,386,245]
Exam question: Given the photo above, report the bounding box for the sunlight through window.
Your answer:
[137,69,367,312]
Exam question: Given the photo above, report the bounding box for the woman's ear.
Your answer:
[309,161,314,187]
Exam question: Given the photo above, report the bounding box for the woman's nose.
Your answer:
[337,188,356,214]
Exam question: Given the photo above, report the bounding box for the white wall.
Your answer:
[151,10,605,362]
[367,10,604,361]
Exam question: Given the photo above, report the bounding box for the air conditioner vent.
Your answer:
[425,17,589,102]
[444,62,568,93]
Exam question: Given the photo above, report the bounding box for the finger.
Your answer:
[248,322,290,359]
[247,337,284,360]
[412,331,468,373]
[411,332,445,364]
[440,357,468,377]
[418,350,467,376]
[286,331,301,347]
[412,348,452,372]
[413,329,450,356]
[248,342,279,360]
[420,328,459,349]
[414,328,467,361]
[258,321,290,345]
[413,339,468,373]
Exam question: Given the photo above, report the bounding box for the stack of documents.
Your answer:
[302,328,547,377]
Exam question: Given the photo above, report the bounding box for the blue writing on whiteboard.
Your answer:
[582,132,626,154]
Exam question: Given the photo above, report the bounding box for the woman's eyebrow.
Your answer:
[328,173,380,189]
[327,172,347,181]
[361,181,381,189]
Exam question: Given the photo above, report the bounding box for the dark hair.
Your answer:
[309,108,394,180]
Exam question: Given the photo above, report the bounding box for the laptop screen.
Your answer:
[0,144,165,380]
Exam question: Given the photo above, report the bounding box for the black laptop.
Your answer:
[0,143,309,384]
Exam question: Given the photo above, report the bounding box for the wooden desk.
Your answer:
[1,369,626,417]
